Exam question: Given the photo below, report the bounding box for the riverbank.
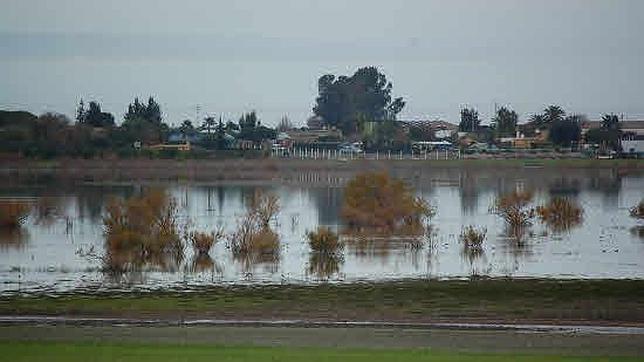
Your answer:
[3,279,644,326]
[1,158,642,185]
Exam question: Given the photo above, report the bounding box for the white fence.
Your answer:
[272,148,461,161]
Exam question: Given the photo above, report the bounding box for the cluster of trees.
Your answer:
[1,65,631,158]
[313,66,405,135]
[458,104,623,150]
[0,96,279,158]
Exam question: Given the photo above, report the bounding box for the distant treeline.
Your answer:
[0,66,629,159]
[0,97,279,159]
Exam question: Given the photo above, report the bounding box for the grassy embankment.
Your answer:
[2,341,642,362]
[2,279,644,324]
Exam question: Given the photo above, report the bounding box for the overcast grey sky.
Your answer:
[1,0,643,126]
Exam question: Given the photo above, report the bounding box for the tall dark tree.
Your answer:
[145,97,162,125]
[492,106,519,137]
[124,98,146,122]
[239,111,259,132]
[586,113,622,151]
[122,96,166,144]
[179,120,194,140]
[76,99,114,128]
[549,115,582,147]
[458,107,480,132]
[313,66,405,135]
[76,99,86,123]
[543,105,565,124]
[215,117,227,150]
[124,97,162,125]
[238,111,275,143]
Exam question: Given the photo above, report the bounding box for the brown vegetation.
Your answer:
[307,227,343,254]
[341,172,434,234]
[306,226,344,279]
[189,230,223,255]
[102,190,184,273]
[537,197,584,232]
[248,191,280,228]
[631,200,644,219]
[491,190,535,238]
[460,226,486,260]
[229,192,281,267]
[0,200,31,229]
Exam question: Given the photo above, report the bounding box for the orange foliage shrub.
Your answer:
[536,197,583,232]
[341,172,434,233]
[492,190,535,229]
[103,190,183,270]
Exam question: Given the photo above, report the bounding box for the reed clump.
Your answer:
[0,201,31,229]
[536,197,583,232]
[341,172,434,234]
[307,226,343,254]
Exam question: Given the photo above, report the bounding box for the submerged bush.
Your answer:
[341,172,434,234]
[307,227,343,254]
[229,192,280,266]
[0,201,31,229]
[460,226,486,258]
[249,191,280,228]
[189,230,223,255]
[102,190,184,272]
[492,190,535,230]
[631,200,644,219]
[537,197,583,232]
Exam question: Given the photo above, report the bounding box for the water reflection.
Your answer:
[459,171,480,215]
[632,226,644,240]
[547,178,581,197]
[308,252,343,280]
[187,253,223,275]
[1,166,643,292]
[0,228,29,250]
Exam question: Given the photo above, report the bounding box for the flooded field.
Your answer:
[0,164,643,294]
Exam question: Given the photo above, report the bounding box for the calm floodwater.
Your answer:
[1,167,643,294]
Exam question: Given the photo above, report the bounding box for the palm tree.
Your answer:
[601,114,619,130]
[179,120,194,141]
[201,116,217,140]
[544,105,565,124]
